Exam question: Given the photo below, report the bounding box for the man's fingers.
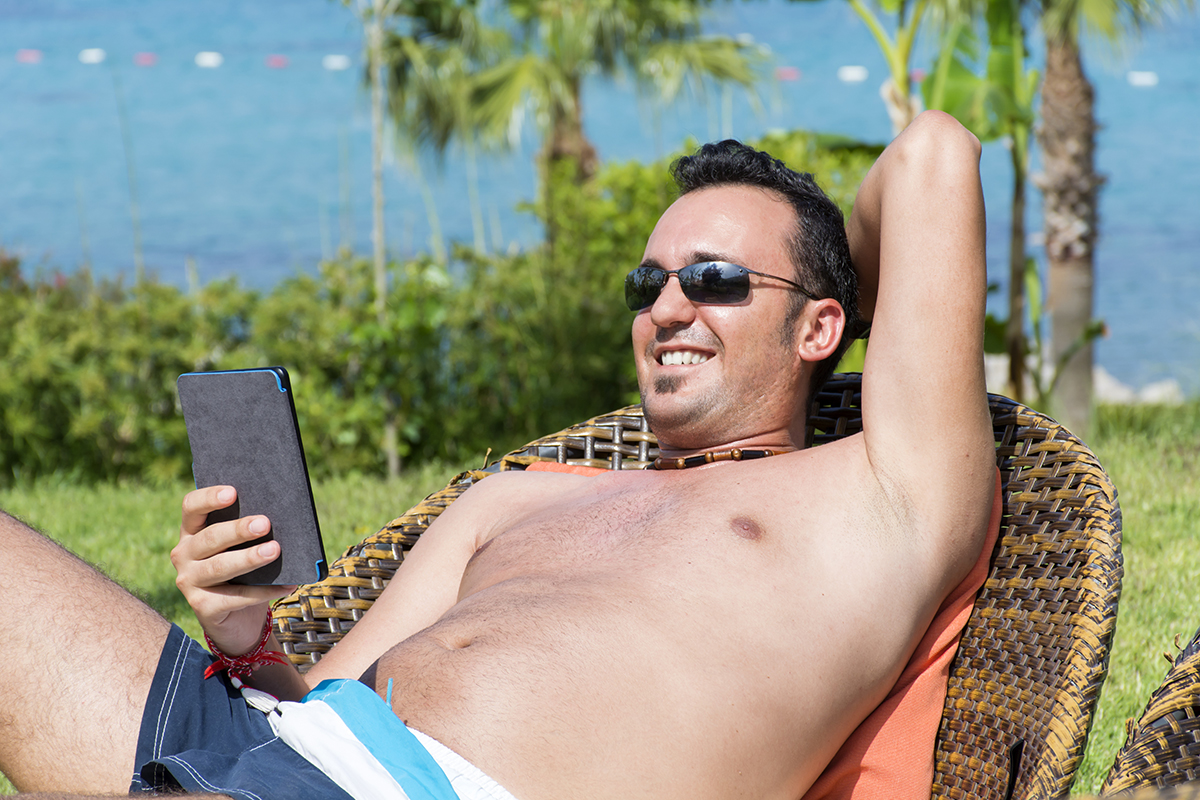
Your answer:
[174,521,277,586]
[180,485,237,535]
[178,511,271,559]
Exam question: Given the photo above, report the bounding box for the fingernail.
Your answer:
[250,517,268,534]
[217,487,235,504]
[258,543,278,558]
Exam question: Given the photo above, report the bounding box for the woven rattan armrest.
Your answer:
[1101,626,1200,795]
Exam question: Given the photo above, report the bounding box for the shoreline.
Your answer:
[984,355,1186,406]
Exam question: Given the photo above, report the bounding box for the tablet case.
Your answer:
[177,368,328,585]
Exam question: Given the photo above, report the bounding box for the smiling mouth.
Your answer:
[659,350,711,366]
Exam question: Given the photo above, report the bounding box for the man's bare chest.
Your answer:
[456,459,851,600]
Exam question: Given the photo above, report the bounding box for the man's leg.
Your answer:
[0,509,171,793]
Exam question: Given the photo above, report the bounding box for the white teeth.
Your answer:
[661,351,710,366]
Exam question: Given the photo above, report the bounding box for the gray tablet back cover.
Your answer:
[177,368,327,585]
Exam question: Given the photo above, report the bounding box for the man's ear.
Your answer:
[797,299,846,363]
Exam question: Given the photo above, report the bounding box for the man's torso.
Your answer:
[355,434,980,800]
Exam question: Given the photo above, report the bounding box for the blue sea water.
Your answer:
[1,0,1197,394]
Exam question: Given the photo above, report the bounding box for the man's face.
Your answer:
[632,184,808,450]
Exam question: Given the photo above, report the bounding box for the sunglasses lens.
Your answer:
[625,267,665,311]
[681,262,749,305]
[625,263,753,311]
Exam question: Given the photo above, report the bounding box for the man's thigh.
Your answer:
[0,509,172,793]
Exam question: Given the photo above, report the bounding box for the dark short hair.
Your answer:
[670,140,859,397]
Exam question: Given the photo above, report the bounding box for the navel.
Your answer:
[435,631,476,651]
[730,515,764,542]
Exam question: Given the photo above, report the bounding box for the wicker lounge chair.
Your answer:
[1101,626,1200,795]
[273,373,1123,800]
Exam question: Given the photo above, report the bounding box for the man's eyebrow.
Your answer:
[691,251,737,266]
[637,252,739,271]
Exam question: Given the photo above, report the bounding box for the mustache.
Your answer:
[645,326,720,361]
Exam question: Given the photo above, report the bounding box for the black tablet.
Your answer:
[177,367,328,585]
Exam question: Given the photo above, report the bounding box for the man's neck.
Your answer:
[652,421,809,462]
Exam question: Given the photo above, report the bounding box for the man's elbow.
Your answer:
[895,110,982,172]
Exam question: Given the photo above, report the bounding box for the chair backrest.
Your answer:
[273,373,1123,800]
[1101,626,1200,795]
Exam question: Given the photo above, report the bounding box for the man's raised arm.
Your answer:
[849,110,995,564]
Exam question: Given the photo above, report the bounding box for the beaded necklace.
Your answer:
[650,447,778,470]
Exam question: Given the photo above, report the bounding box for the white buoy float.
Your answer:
[837,65,868,83]
[195,51,223,68]
[322,54,351,71]
[78,48,106,64]
[1127,70,1159,87]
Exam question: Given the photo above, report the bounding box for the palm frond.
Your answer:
[637,36,767,108]
[470,54,562,149]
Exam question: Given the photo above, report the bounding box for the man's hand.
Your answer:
[172,486,295,657]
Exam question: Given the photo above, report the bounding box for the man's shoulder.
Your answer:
[464,463,639,503]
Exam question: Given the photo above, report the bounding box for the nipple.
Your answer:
[730,516,763,542]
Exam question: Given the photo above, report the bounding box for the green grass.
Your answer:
[0,402,1197,796]
[1071,402,1200,794]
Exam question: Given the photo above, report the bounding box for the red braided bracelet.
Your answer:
[203,606,290,681]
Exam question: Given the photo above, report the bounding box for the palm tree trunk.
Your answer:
[541,79,597,261]
[110,66,145,284]
[408,152,447,263]
[546,77,598,184]
[1037,34,1101,436]
[370,2,400,477]
[1007,148,1027,402]
[465,133,487,253]
[370,10,387,319]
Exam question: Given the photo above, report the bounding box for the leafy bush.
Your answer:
[248,255,451,474]
[0,267,256,483]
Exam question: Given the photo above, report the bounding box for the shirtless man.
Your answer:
[0,110,993,800]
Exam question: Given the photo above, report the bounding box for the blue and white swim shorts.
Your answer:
[131,624,517,800]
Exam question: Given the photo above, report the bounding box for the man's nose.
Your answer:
[649,273,697,329]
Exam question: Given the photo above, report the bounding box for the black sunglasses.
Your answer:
[624,261,816,312]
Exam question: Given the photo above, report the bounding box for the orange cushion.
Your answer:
[801,468,1002,800]
[525,462,610,477]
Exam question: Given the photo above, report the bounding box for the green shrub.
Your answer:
[0,268,257,483]
[248,255,451,473]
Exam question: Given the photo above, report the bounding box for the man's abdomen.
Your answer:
[368,574,850,800]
